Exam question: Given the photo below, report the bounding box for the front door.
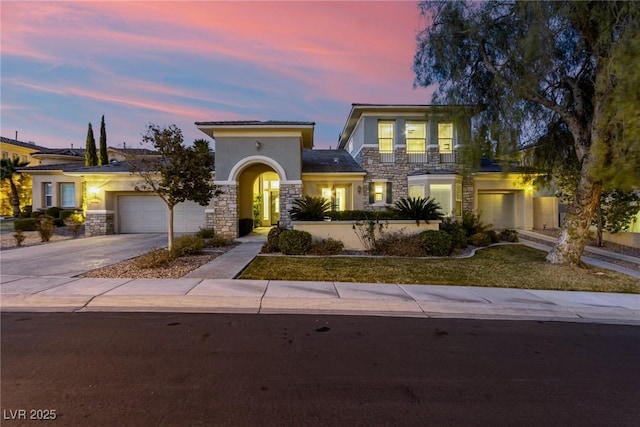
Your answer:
[270,190,280,225]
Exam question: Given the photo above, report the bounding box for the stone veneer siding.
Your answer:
[85,212,115,236]
[213,184,238,238]
[278,182,303,229]
[355,146,459,210]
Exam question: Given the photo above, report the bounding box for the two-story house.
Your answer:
[19,103,537,237]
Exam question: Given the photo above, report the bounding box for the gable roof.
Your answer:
[302,149,365,174]
[17,163,88,173]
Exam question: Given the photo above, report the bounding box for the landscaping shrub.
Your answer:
[487,229,500,244]
[238,218,254,237]
[499,229,519,242]
[420,230,452,256]
[14,218,37,232]
[53,218,66,227]
[393,197,444,225]
[134,248,174,269]
[278,229,312,255]
[64,212,84,238]
[470,232,491,247]
[352,219,389,252]
[196,227,216,239]
[205,235,234,248]
[327,210,399,221]
[46,206,62,219]
[461,211,491,237]
[20,205,32,218]
[35,215,55,242]
[262,226,286,253]
[13,230,26,247]
[31,210,46,218]
[439,217,467,250]
[59,210,77,221]
[289,196,331,221]
[171,234,204,257]
[373,231,427,257]
[309,238,344,255]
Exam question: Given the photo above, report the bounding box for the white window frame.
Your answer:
[378,121,394,154]
[438,123,454,154]
[405,121,426,154]
[408,184,425,199]
[43,182,53,208]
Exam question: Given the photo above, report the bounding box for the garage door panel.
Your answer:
[119,195,205,233]
[478,193,515,229]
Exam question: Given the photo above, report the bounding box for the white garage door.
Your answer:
[477,193,515,229]
[118,195,206,233]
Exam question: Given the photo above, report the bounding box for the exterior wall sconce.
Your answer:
[88,186,100,203]
[255,140,262,150]
[357,185,362,194]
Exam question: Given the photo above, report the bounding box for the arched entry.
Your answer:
[237,164,281,227]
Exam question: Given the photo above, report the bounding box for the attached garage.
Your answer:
[118,195,206,233]
[477,192,516,229]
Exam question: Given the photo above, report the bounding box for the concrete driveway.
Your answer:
[0,234,167,277]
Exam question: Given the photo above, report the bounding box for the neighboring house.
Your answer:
[18,104,553,237]
[0,136,49,166]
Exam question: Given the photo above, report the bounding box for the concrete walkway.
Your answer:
[518,230,640,279]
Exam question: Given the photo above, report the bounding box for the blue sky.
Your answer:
[1,1,435,150]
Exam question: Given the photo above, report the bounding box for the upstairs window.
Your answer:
[378,121,394,153]
[438,123,454,153]
[405,122,426,153]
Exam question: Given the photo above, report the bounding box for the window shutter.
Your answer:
[386,182,392,204]
[368,182,375,204]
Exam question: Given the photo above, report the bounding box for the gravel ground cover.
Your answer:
[78,249,233,279]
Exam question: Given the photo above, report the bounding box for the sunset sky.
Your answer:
[1,1,434,150]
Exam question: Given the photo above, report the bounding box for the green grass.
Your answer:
[239,245,640,293]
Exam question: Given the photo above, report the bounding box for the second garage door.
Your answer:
[477,193,516,229]
[118,195,206,233]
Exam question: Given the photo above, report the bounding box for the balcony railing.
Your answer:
[379,151,395,163]
[439,151,456,164]
[407,151,428,163]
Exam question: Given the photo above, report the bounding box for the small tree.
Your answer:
[99,115,109,165]
[85,122,98,166]
[1,158,30,218]
[593,190,640,247]
[129,124,215,251]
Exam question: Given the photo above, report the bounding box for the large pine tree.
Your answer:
[99,115,109,165]
[85,122,98,166]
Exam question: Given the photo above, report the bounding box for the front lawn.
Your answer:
[239,245,639,293]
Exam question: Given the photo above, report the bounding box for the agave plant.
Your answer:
[289,195,331,221]
[393,197,444,226]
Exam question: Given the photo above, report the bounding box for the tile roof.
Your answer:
[302,149,365,173]
[0,136,50,151]
[33,148,85,157]
[17,163,87,172]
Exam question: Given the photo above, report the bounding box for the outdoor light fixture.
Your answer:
[88,186,100,203]
[255,140,261,150]
[357,185,362,194]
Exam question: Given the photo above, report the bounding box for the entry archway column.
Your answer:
[212,182,238,238]
[279,181,302,229]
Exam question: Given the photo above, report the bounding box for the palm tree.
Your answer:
[1,158,30,218]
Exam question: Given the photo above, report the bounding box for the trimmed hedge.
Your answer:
[278,229,312,255]
[309,238,344,255]
[46,207,62,219]
[326,210,400,221]
[60,210,78,221]
[420,230,452,256]
[470,232,491,247]
[262,226,286,253]
[14,218,37,232]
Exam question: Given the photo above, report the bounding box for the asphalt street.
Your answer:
[2,313,640,426]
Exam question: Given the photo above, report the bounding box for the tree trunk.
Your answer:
[547,162,602,265]
[9,178,20,218]
[168,206,174,252]
[595,202,604,247]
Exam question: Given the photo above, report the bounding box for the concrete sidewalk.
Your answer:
[1,274,639,325]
